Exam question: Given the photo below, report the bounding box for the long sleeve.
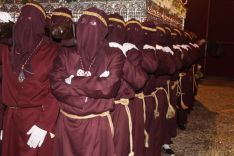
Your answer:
[141,49,158,73]
[50,52,74,98]
[50,51,86,103]
[71,51,124,98]
[36,86,59,133]
[122,58,148,91]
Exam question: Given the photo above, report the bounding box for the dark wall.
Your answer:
[185,0,234,78]
[185,0,210,38]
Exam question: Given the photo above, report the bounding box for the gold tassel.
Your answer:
[144,129,149,148]
[166,81,176,119]
[166,103,176,119]
[128,152,134,156]
[181,101,189,110]
[171,81,178,90]
[151,91,160,119]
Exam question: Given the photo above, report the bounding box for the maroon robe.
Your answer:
[51,45,124,156]
[135,24,175,156]
[112,55,148,156]
[107,14,148,156]
[125,19,157,156]
[141,25,175,156]
[0,39,59,156]
[171,30,190,126]
[0,2,59,156]
[51,8,125,156]
[163,28,184,145]
[0,65,3,156]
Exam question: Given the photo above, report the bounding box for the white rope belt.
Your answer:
[114,99,134,156]
[60,109,114,137]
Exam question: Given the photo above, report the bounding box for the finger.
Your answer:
[32,139,39,149]
[31,138,36,148]
[27,135,33,147]
[27,127,33,135]
[38,136,45,147]
[38,139,43,147]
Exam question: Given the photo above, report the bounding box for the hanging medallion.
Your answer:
[18,70,25,83]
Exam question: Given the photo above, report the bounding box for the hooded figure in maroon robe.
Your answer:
[49,7,76,47]
[141,21,163,156]
[50,8,125,156]
[173,29,192,130]
[159,26,183,155]
[181,31,198,112]
[0,2,59,156]
[107,14,148,156]
[107,14,126,44]
[140,24,175,156]
[0,11,14,155]
[123,19,158,156]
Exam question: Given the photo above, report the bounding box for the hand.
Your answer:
[197,39,206,46]
[156,44,163,50]
[0,11,13,23]
[181,45,188,50]
[65,75,74,84]
[27,125,47,148]
[77,69,91,77]
[99,70,110,78]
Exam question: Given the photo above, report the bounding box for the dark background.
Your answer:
[185,0,234,78]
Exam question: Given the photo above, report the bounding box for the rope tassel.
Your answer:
[135,93,150,148]
[166,81,176,119]
[178,73,189,110]
[114,99,134,155]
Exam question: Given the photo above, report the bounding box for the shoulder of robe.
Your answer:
[122,42,139,55]
[189,43,199,48]
[106,45,125,61]
[109,42,124,52]
[163,46,174,55]
[143,44,156,51]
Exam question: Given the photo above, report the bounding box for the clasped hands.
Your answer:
[65,69,110,85]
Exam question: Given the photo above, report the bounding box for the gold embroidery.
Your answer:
[185,32,192,40]
[83,11,107,27]
[109,18,125,26]
[126,20,142,27]
[52,12,72,19]
[142,26,156,32]
[174,29,182,36]
[165,27,171,32]
[26,3,46,18]
[156,26,166,34]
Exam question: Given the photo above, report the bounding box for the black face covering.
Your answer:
[50,20,73,40]
[0,21,14,45]
[0,22,13,39]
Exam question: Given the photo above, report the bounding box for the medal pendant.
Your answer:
[18,70,25,83]
[85,97,88,103]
